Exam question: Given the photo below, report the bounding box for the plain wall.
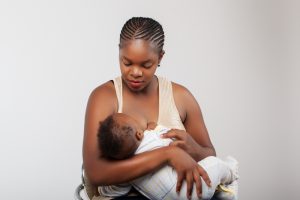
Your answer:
[1,0,299,199]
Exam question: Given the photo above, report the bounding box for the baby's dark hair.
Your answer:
[119,17,165,53]
[97,114,136,159]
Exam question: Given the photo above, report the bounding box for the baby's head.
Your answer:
[97,113,144,160]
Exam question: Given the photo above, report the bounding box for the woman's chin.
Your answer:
[129,86,145,92]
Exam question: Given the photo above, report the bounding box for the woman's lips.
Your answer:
[129,80,143,88]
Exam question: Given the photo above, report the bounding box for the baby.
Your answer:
[97,113,238,200]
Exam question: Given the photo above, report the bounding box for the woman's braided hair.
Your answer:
[119,17,165,53]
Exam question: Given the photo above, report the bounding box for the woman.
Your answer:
[83,17,216,199]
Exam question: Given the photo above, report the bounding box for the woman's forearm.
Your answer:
[192,145,216,162]
[84,146,173,186]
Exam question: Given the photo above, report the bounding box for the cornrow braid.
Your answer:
[120,17,165,53]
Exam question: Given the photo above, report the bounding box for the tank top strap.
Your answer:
[157,76,186,130]
[113,76,123,113]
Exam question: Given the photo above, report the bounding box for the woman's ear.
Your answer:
[136,130,144,141]
[158,50,165,64]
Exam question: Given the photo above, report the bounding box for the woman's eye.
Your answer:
[143,63,152,68]
[124,63,131,66]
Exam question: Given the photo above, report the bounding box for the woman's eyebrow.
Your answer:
[122,56,131,62]
[122,56,130,61]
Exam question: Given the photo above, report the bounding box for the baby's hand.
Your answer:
[146,122,157,130]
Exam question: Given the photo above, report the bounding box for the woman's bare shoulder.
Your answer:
[171,81,193,100]
[89,80,116,99]
[87,80,117,111]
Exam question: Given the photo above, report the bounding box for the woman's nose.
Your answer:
[130,66,142,77]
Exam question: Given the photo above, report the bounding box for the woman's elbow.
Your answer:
[83,160,108,186]
[84,167,108,186]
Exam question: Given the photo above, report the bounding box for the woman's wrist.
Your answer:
[192,145,216,161]
[190,144,202,161]
[165,146,185,164]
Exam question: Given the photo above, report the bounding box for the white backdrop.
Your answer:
[1,0,299,199]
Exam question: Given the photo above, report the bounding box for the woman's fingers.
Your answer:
[169,140,186,149]
[186,172,194,199]
[193,169,202,198]
[176,172,184,194]
[198,166,211,187]
[169,147,210,199]
[161,129,184,140]
[179,169,206,199]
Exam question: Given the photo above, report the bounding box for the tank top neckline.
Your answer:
[116,75,162,124]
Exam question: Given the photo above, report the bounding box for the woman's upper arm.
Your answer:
[82,82,116,184]
[173,83,215,151]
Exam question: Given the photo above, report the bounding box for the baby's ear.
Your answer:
[136,130,144,141]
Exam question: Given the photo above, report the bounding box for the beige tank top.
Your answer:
[113,76,186,131]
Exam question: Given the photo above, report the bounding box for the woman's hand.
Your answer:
[162,129,201,161]
[166,146,211,199]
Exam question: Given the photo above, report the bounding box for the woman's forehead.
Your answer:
[119,39,158,60]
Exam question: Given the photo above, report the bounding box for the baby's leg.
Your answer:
[164,156,237,200]
[197,156,237,199]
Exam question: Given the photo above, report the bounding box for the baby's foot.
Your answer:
[216,156,239,200]
[216,180,238,200]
